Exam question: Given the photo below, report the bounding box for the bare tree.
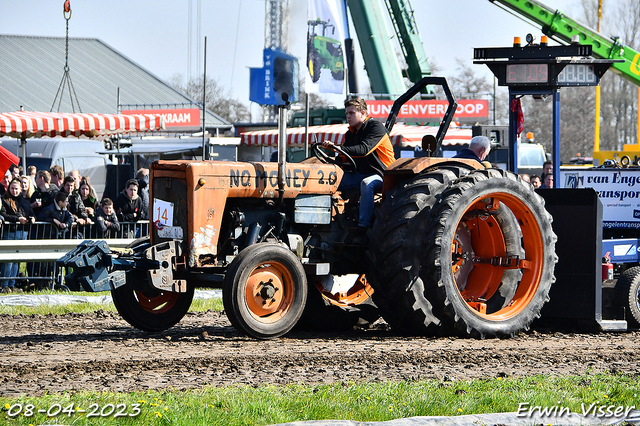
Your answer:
[450,58,493,94]
[575,0,639,152]
[520,85,599,161]
[168,74,250,123]
[598,0,640,150]
[448,59,508,125]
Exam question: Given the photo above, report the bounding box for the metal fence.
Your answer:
[0,221,149,289]
[0,221,149,241]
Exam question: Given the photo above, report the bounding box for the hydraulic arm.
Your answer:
[385,0,434,93]
[348,0,433,95]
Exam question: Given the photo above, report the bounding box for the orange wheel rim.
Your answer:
[245,262,295,323]
[135,291,179,314]
[313,274,374,307]
[450,193,543,321]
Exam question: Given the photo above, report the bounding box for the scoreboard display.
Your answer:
[506,64,549,84]
[474,41,619,89]
[556,64,598,85]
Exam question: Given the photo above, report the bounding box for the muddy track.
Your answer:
[1,310,639,397]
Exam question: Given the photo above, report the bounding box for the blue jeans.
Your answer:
[339,171,383,227]
[2,228,27,288]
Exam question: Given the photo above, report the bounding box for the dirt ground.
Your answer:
[1,310,639,397]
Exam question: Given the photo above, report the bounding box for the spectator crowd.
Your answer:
[0,164,150,293]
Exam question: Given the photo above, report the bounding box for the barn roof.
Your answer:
[0,34,230,128]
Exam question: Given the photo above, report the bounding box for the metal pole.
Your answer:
[202,36,207,160]
[594,0,603,151]
[508,92,518,174]
[276,98,288,207]
[278,105,287,186]
[20,136,26,170]
[18,106,25,170]
[116,88,120,195]
[552,89,560,185]
[304,94,310,157]
[493,77,497,126]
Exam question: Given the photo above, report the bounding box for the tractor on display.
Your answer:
[59,77,557,339]
[306,18,345,83]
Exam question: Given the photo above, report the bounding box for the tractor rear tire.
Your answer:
[296,274,379,331]
[615,266,640,328]
[223,243,307,339]
[112,237,195,332]
[366,165,473,334]
[424,169,557,337]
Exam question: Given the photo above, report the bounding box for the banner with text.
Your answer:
[561,169,640,229]
[306,0,346,94]
[366,100,489,122]
[122,108,201,131]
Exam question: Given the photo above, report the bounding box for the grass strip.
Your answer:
[0,290,223,315]
[0,373,638,425]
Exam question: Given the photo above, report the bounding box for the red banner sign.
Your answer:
[366,100,489,120]
[122,108,201,130]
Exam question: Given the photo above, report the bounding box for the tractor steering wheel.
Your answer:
[312,142,357,171]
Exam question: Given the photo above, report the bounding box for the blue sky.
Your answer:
[2,0,598,116]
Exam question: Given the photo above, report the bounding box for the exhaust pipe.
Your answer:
[276,93,290,207]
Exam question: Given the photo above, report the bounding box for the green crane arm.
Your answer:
[348,0,407,97]
[490,0,640,86]
[385,0,434,93]
[348,0,434,96]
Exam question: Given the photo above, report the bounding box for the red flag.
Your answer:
[0,145,20,177]
[510,98,524,137]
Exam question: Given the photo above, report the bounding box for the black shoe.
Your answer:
[16,272,28,289]
[351,226,370,246]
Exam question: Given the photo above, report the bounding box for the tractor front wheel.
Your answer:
[309,50,322,83]
[111,237,194,332]
[112,276,195,332]
[223,243,307,339]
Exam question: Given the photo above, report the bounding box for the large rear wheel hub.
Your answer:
[451,194,542,321]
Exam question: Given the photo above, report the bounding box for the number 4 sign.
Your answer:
[153,199,174,227]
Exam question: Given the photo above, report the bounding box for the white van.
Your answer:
[0,138,111,196]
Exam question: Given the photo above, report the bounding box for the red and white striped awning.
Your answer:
[0,111,165,139]
[240,123,472,148]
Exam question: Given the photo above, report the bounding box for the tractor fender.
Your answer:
[382,157,483,193]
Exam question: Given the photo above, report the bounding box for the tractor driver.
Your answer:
[321,97,396,242]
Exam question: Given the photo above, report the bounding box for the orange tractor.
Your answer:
[59,77,557,338]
